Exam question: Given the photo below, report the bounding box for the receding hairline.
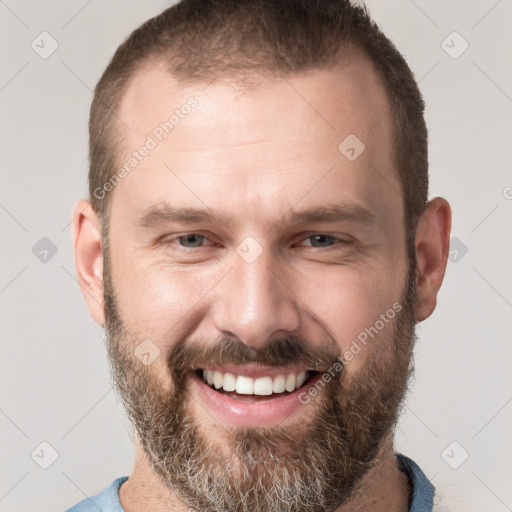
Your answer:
[109,43,393,174]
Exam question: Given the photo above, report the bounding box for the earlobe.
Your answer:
[72,199,105,326]
[414,197,452,322]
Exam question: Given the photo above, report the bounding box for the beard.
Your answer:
[103,248,417,512]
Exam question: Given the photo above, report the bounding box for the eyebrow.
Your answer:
[134,202,376,229]
[283,203,375,226]
[135,204,227,228]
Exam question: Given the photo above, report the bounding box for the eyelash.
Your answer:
[162,232,352,250]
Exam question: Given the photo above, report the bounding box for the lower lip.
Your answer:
[188,371,321,427]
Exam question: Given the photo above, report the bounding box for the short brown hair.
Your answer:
[89,0,428,248]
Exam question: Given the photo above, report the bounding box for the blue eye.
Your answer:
[177,234,206,247]
[304,234,339,247]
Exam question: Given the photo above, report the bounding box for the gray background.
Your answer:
[1,1,511,511]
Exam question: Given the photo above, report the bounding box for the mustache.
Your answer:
[168,334,342,374]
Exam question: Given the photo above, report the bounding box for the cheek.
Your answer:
[108,243,215,350]
[108,255,223,390]
[294,264,406,371]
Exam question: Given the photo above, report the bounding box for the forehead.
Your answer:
[112,55,399,226]
[119,54,392,143]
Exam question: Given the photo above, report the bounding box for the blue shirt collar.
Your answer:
[396,453,435,511]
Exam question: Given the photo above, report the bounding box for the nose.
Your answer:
[212,248,301,349]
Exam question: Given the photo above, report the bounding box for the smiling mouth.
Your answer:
[194,368,319,401]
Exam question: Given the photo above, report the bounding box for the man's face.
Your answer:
[103,56,416,511]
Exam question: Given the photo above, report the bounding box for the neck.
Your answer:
[119,434,410,512]
[335,435,411,512]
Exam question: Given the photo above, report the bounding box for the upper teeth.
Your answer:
[202,369,308,395]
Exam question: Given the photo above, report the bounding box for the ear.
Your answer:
[72,200,105,326]
[414,197,452,322]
